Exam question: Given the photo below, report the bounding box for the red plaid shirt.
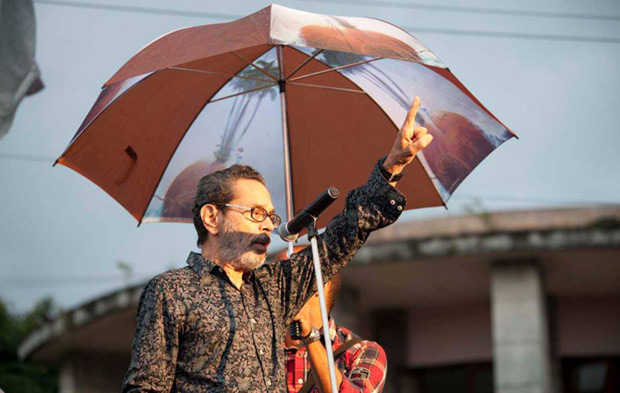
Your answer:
[285,319,387,393]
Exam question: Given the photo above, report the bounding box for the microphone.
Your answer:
[279,187,340,242]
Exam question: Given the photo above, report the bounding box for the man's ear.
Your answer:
[200,204,220,235]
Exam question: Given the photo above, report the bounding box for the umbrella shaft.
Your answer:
[277,46,294,224]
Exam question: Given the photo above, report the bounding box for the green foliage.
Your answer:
[463,198,494,230]
[587,216,620,230]
[0,297,59,393]
[116,260,134,281]
[0,362,58,393]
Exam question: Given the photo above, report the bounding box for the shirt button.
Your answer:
[259,349,264,355]
[250,318,256,324]
[390,200,396,205]
[397,205,403,211]
[266,380,271,386]
[298,378,304,384]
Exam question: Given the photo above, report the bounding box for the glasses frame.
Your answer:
[218,203,281,229]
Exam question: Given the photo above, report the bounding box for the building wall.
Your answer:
[406,303,492,367]
[555,297,620,356]
[60,351,129,393]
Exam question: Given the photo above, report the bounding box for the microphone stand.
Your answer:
[307,220,339,393]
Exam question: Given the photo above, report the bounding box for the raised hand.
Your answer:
[383,96,433,177]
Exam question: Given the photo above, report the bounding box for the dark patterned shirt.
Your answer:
[285,318,387,393]
[122,160,405,393]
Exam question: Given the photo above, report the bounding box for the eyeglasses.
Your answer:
[218,203,281,229]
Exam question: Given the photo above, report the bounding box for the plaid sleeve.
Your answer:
[338,340,388,393]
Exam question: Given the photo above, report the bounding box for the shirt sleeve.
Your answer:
[272,157,407,326]
[339,341,388,393]
[122,276,182,393]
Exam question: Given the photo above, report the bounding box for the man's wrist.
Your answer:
[301,327,322,346]
[383,155,405,173]
[380,157,404,183]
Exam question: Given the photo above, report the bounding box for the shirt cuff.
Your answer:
[338,378,356,393]
[365,156,407,216]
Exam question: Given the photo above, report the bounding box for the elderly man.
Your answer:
[122,97,432,392]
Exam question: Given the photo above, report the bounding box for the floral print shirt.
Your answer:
[122,159,406,392]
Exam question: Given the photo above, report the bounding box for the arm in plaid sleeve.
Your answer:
[339,341,388,393]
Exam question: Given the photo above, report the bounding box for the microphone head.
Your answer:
[279,224,299,243]
[327,187,340,199]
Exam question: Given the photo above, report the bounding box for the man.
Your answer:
[122,97,432,392]
[285,273,386,393]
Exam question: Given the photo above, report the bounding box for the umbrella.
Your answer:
[56,4,515,228]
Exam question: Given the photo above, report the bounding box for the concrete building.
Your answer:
[19,206,620,393]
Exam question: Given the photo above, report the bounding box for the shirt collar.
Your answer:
[326,317,338,342]
[186,251,217,277]
[186,251,255,282]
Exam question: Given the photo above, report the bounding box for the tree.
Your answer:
[0,297,59,393]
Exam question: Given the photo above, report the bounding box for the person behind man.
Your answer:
[122,97,432,392]
[285,272,386,393]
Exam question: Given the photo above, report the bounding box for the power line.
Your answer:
[0,153,56,163]
[453,194,620,206]
[33,0,620,44]
[0,273,155,288]
[398,26,620,44]
[304,0,620,22]
[34,0,237,20]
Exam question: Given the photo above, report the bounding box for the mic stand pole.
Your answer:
[307,220,339,393]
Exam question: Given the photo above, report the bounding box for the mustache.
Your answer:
[218,229,271,268]
[251,233,271,245]
[219,229,270,242]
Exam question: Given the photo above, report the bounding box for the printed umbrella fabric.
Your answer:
[56,4,515,228]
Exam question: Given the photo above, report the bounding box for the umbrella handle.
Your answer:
[115,146,138,184]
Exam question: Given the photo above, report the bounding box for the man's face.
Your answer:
[216,179,276,271]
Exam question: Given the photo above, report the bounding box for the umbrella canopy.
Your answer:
[56,4,515,228]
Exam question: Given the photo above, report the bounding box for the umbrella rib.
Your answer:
[135,45,275,224]
[231,50,278,81]
[287,83,367,94]
[169,67,276,83]
[208,84,276,104]
[285,49,324,81]
[288,57,384,82]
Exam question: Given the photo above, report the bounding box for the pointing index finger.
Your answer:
[402,96,420,135]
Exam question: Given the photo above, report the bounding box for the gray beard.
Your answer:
[217,220,266,272]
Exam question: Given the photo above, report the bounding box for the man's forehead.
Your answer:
[231,178,274,209]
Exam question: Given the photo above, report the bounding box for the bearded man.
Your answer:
[122,97,432,392]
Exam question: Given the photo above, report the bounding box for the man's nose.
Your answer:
[260,218,275,232]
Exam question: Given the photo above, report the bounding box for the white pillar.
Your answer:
[491,261,554,393]
[59,356,76,393]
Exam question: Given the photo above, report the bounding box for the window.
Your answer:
[401,363,493,393]
[563,357,620,393]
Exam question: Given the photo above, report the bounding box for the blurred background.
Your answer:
[1,0,619,392]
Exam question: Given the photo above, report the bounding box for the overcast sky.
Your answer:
[1,0,619,313]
